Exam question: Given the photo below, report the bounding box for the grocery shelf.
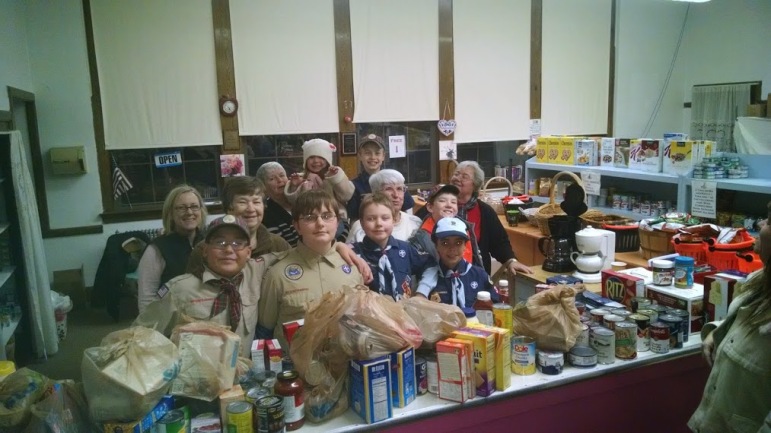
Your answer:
[526,161,682,185]
[686,177,771,194]
[530,196,645,221]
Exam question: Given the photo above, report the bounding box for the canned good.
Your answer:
[493,303,513,331]
[637,308,658,323]
[603,314,624,330]
[666,308,690,343]
[536,350,564,375]
[575,323,590,347]
[575,301,586,315]
[415,357,428,395]
[247,386,271,404]
[659,314,683,349]
[511,336,537,375]
[568,346,598,368]
[426,355,438,394]
[256,395,285,433]
[256,370,278,391]
[614,322,638,360]
[227,401,254,433]
[589,308,611,324]
[611,308,632,321]
[156,410,186,433]
[631,297,651,312]
[590,327,616,365]
[649,322,671,354]
[628,313,650,352]
[647,304,668,316]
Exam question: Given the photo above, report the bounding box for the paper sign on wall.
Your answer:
[581,171,601,196]
[389,135,406,158]
[529,119,541,139]
[439,141,457,161]
[691,180,717,218]
[154,151,182,168]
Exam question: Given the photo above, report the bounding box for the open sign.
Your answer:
[154,151,182,168]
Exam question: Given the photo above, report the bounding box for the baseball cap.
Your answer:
[432,217,469,241]
[428,184,460,204]
[358,134,385,151]
[205,214,250,242]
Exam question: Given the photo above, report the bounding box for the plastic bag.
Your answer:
[169,322,241,401]
[23,381,90,433]
[0,368,52,431]
[50,291,72,314]
[401,296,466,344]
[82,326,180,422]
[512,285,582,352]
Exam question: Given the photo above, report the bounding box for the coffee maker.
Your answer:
[539,216,581,273]
[571,225,616,283]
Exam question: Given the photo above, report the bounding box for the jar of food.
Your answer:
[472,291,494,326]
[651,259,674,286]
[673,256,695,289]
[274,370,304,431]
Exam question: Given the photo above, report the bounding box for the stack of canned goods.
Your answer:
[692,156,749,179]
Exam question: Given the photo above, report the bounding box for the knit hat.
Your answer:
[205,214,250,242]
[433,217,469,241]
[302,139,336,168]
[358,134,385,152]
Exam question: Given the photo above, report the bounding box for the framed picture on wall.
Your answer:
[342,133,357,155]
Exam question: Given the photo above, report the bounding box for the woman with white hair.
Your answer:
[346,169,422,243]
[255,162,299,246]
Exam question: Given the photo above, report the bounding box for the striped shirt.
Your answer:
[263,198,300,247]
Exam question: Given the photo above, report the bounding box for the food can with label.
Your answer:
[511,336,537,375]
[256,395,285,433]
[614,322,638,359]
[536,350,564,375]
[628,313,650,352]
[227,401,254,433]
[658,314,683,349]
[415,357,428,395]
[611,308,632,321]
[426,354,439,394]
[590,327,616,364]
[589,308,610,324]
[649,322,671,354]
[637,308,658,324]
[493,303,513,331]
[631,297,651,312]
[247,386,271,405]
[156,410,186,433]
[568,346,597,368]
[575,323,590,347]
[603,314,624,330]
[666,308,690,343]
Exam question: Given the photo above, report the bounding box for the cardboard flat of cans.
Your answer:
[645,283,704,335]
[350,356,392,424]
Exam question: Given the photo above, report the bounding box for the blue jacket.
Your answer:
[352,236,438,301]
[428,259,496,308]
[347,172,416,220]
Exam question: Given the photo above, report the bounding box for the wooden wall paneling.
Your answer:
[438,0,455,184]
[212,0,241,155]
[333,0,357,178]
[607,0,616,135]
[530,0,542,120]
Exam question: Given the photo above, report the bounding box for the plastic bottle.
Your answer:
[497,280,510,304]
[461,307,479,325]
[760,201,771,266]
[473,291,494,326]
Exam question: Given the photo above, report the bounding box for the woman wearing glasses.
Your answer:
[137,185,207,314]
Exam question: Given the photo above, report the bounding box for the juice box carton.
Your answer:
[547,137,561,164]
[614,138,631,168]
[600,138,615,167]
[350,356,392,424]
[574,139,597,166]
[629,139,663,173]
[601,269,645,309]
[645,283,704,334]
[266,339,283,374]
[536,137,549,163]
[250,339,266,372]
[558,137,576,165]
[703,273,749,322]
[389,347,416,408]
[451,328,496,397]
[467,324,511,391]
[103,395,174,433]
[663,140,696,175]
[435,340,471,403]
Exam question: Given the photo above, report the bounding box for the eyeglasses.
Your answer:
[174,204,201,214]
[299,212,337,223]
[439,239,465,248]
[209,239,249,251]
[452,172,473,182]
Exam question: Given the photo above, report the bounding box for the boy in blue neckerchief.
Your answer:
[351,193,438,301]
[419,217,496,308]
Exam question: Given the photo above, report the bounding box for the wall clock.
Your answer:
[219,96,238,117]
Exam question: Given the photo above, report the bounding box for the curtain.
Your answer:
[91,0,221,149]
[690,84,751,153]
[7,131,58,358]
[542,0,611,136]
[453,0,531,143]
[350,0,439,123]
[230,0,339,135]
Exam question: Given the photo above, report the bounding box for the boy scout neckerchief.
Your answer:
[362,237,398,298]
[207,273,244,331]
[445,260,473,308]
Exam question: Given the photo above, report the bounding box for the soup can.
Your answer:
[227,401,254,433]
[603,314,624,330]
[256,395,285,433]
[649,322,671,354]
[156,410,186,433]
[631,297,651,312]
[247,386,271,405]
[493,303,513,331]
[590,327,616,365]
[666,308,690,342]
[589,308,610,324]
[575,301,586,315]
[637,308,658,324]
[415,357,428,395]
[628,313,650,352]
[614,322,638,360]
[658,314,683,349]
[536,350,564,375]
[610,308,632,321]
[575,323,590,347]
[647,304,668,317]
[511,336,537,375]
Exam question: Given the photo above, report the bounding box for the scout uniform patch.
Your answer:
[341,264,352,274]
[285,264,303,280]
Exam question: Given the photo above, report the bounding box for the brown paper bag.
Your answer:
[512,285,582,352]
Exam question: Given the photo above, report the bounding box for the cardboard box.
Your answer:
[558,137,575,165]
[599,138,615,166]
[747,103,767,117]
[663,141,696,175]
[468,324,511,391]
[435,340,471,403]
[452,328,496,397]
[282,319,304,346]
[250,339,266,372]
[266,339,283,374]
[103,395,174,433]
[444,338,475,399]
[389,347,416,408]
[703,273,749,322]
[350,356,392,424]
[645,283,704,334]
[601,269,645,309]
[536,137,549,163]
[614,138,631,168]
[547,137,561,164]
[574,139,597,166]
[52,266,87,310]
[629,139,663,173]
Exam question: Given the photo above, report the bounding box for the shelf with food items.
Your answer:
[685,177,771,194]
[526,160,683,185]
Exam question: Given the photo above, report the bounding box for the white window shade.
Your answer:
[453,0,531,143]
[542,0,611,136]
[350,0,439,123]
[91,0,221,150]
[230,0,339,135]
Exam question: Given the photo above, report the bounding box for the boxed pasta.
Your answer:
[629,139,663,173]
[575,139,597,166]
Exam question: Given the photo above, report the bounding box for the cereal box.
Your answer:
[703,273,748,322]
[389,347,416,408]
[536,137,549,163]
[547,137,561,164]
[436,340,471,403]
[559,137,575,165]
[601,269,645,309]
[663,140,695,175]
[629,139,663,173]
[574,139,597,166]
[350,356,392,424]
[600,138,615,167]
[467,324,511,391]
[451,328,496,397]
[645,283,704,334]
[614,138,631,168]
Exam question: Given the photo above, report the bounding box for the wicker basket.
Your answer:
[480,176,513,215]
[581,211,636,228]
[534,171,583,236]
[639,228,677,259]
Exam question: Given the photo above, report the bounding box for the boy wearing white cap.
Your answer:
[418,217,496,308]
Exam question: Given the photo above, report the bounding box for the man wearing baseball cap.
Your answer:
[135,214,268,356]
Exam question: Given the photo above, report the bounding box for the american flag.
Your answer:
[112,166,133,199]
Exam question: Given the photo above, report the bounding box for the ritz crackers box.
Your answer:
[601,270,645,309]
[645,283,704,335]
[350,356,392,424]
[436,340,472,403]
[389,347,416,408]
[468,324,512,391]
[536,137,549,163]
[452,328,496,397]
[445,338,475,399]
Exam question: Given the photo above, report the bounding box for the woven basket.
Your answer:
[580,211,636,228]
[534,171,583,236]
[480,176,513,215]
[639,228,676,259]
